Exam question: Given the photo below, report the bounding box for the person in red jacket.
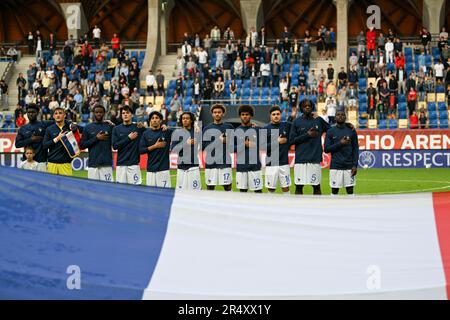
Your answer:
[15,111,26,128]
[395,52,406,69]
[366,27,377,55]
[407,87,417,116]
[409,111,419,129]
[111,33,120,57]
[81,40,92,67]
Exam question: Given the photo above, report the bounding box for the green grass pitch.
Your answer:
[72,168,450,195]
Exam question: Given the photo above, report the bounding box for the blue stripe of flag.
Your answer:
[0,166,174,299]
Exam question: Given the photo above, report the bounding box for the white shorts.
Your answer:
[116,165,142,185]
[176,167,201,190]
[329,169,356,188]
[88,166,114,182]
[236,171,263,191]
[36,162,47,172]
[205,167,232,186]
[265,165,291,189]
[146,170,171,188]
[294,163,322,186]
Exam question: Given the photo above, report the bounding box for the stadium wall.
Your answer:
[1,130,449,170]
[0,166,449,299]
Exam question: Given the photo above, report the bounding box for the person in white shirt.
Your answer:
[325,96,337,124]
[19,147,39,171]
[385,39,394,64]
[320,108,329,123]
[434,60,445,84]
[146,69,156,96]
[181,42,191,61]
[36,37,42,59]
[233,56,243,79]
[279,78,288,95]
[260,62,271,87]
[93,25,101,48]
[197,47,208,71]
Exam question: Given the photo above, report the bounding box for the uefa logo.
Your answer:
[359,151,376,168]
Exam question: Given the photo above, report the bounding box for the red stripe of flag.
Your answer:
[433,191,450,299]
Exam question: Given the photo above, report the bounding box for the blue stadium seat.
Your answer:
[439,110,448,120]
[359,119,368,129]
[271,87,280,96]
[436,86,445,93]
[169,80,176,90]
[397,95,406,103]
[429,118,438,128]
[428,110,437,120]
[398,103,407,112]
[438,102,447,111]
[139,51,146,60]
[378,119,387,129]
[398,110,407,119]
[387,63,395,72]
[427,103,437,111]
[440,119,448,128]
[243,80,251,88]
[389,119,398,129]
[261,87,270,98]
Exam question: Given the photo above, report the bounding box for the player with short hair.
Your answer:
[289,99,330,195]
[264,106,296,194]
[234,105,263,193]
[15,104,51,172]
[80,105,114,182]
[43,107,81,176]
[112,105,146,185]
[324,110,359,195]
[18,147,39,171]
[202,104,234,191]
[139,111,173,188]
[171,111,201,190]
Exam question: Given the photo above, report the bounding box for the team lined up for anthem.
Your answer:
[15,99,359,195]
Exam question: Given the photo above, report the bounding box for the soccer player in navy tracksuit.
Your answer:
[171,111,201,190]
[15,104,52,172]
[202,104,234,191]
[79,105,114,182]
[324,110,359,195]
[234,105,263,193]
[264,106,296,194]
[289,99,331,195]
[139,111,173,188]
[112,105,146,185]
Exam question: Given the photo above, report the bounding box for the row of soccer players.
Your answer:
[16,100,359,195]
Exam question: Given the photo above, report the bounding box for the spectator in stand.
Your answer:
[349,51,358,71]
[420,27,432,54]
[388,73,398,94]
[216,46,225,69]
[194,33,201,48]
[27,31,34,54]
[337,85,347,111]
[176,54,185,77]
[385,39,394,64]
[410,111,419,129]
[233,56,244,80]
[377,51,385,76]
[357,31,366,54]
[388,92,397,119]
[397,66,406,95]
[348,67,358,87]
[337,67,347,89]
[348,83,357,110]
[111,33,120,57]
[260,60,270,87]
[7,46,18,62]
[406,73,416,92]
[156,70,165,96]
[325,95,337,124]
[377,32,385,54]
[366,27,377,56]
[308,69,318,95]
[271,49,283,87]
[81,40,93,67]
[170,94,182,112]
[358,51,368,77]
[434,59,445,85]
[326,81,337,97]
[298,70,307,94]
[92,25,101,49]
[327,64,334,82]
[210,26,221,48]
[214,77,225,99]
[418,110,427,129]
[417,77,426,101]
[203,34,212,55]
[223,27,235,41]
[395,52,405,70]
[181,41,192,62]
[229,80,237,104]
[394,38,403,54]
[15,111,26,128]
[407,87,417,116]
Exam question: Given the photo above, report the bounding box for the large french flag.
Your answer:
[0,166,449,299]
